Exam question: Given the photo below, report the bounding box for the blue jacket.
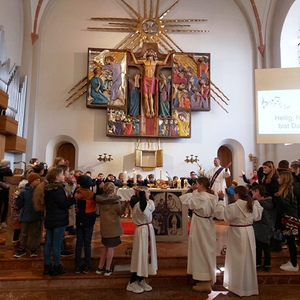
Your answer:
[44,182,75,229]
[16,185,43,223]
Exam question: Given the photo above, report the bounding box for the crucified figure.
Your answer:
[130,49,173,118]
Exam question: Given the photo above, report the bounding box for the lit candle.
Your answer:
[160,169,162,179]
[133,168,137,184]
[123,171,127,183]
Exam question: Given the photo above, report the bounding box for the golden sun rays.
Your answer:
[87,0,208,52]
[66,0,229,113]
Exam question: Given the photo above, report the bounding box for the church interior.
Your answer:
[1,0,300,299]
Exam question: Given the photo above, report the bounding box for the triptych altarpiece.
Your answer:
[86,43,210,139]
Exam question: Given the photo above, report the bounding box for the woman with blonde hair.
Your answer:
[275,171,298,271]
[49,157,65,170]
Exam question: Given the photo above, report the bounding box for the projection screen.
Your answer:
[255,67,300,144]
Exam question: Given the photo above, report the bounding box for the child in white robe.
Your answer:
[179,176,217,293]
[214,185,263,297]
[126,187,157,294]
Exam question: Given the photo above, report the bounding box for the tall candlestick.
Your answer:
[133,168,137,184]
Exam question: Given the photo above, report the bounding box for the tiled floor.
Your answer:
[1,218,300,299]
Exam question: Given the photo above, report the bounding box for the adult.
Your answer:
[203,157,231,205]
[130,49,173,118]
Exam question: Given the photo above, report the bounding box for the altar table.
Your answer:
[117,188,189,241]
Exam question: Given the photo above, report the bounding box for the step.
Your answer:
[1,221,300,292]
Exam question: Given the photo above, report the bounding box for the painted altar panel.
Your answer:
[87,48,127,108]
[86,47,210,139]
[151,189,188,242]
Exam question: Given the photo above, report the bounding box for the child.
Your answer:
[251,185,273,272]
[95,182,125,276]
[43,167,76,276]
[14,173,43,258]
[74,175,97,274]
[126,187,157,294]
[65,168,77,236]
[9,179,28,245]
[226,179,238,204]
[275,171,299,271]
[179,177,217,293]
[215,186,263,297]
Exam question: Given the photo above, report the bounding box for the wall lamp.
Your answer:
[184,155,199,163]
[97,153,113,163]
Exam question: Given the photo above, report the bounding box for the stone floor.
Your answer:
[1,218,300,299]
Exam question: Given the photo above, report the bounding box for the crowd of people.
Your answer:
[1,156,300,296]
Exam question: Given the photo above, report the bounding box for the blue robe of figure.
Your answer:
[90,77,109,104]
[128,77,140,116]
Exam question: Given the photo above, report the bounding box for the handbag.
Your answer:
[281,215,300,230]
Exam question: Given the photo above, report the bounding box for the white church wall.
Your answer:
[31,0,256,179]
[0,0,23,66]
[4,0,299,179]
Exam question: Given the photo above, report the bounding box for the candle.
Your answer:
[160,169,162,179]
[123,171,127,183]
[177,179,181,189]
[133,168,137,184]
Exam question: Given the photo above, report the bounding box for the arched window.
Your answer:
[281,0,300,67]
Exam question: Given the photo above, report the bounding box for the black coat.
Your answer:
[275,191,297,231]
[44,182,75,229]
[0,167,13,200]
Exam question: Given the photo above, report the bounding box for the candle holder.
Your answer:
[122,182,127,189]
[97,153,113,162]
[184,155,199,163]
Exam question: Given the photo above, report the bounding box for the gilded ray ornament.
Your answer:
[66,0,229,119]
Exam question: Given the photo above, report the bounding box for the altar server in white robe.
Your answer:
[126,187,157,294]
[179,177,217,293]
[214,185,263,297]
